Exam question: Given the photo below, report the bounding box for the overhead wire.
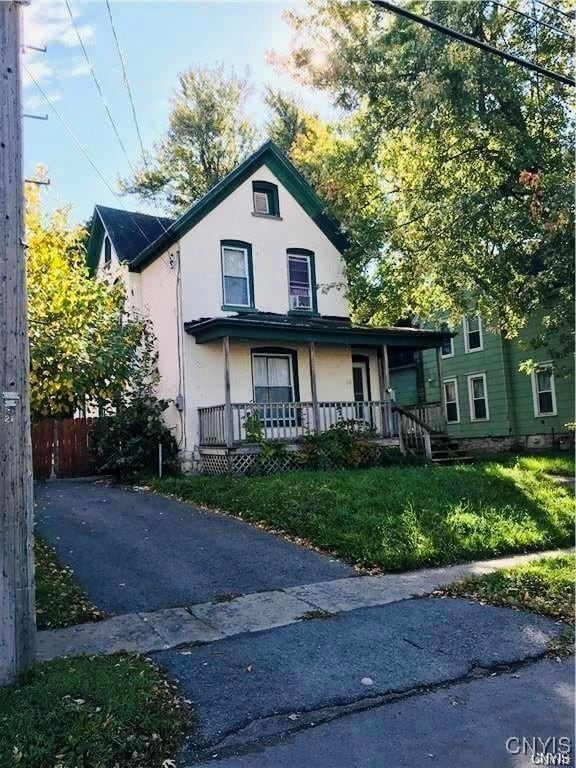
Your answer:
[489,0,575,39]
[370,0,575,86]
[103,0,172,236]
[23,62,155,247]
[64,0,137,178]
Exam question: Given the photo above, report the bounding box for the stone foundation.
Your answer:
[455,433,574,455]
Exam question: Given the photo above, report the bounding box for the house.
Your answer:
[86,141,452,472]
[390,316,574,453]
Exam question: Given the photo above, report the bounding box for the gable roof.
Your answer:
[86,205,175,274]
[127,141,347,272]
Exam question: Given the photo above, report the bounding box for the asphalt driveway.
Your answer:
[34,480,353,613]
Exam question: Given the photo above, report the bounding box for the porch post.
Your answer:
[308,341,320,434]
[382,345,391,391]
[381,345,392,436]
[436,346,447,429]
[223,336,234,448]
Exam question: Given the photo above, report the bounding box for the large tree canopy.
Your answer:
[120,64,257,214]
[26,184,156,420]
[276,0,574,359]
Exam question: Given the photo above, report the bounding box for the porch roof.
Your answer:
[184,313,452,349]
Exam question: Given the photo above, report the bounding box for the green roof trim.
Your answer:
[185,314,451,349]
[129,141,347,272]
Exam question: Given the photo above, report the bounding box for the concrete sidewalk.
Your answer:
[37,547,571,662]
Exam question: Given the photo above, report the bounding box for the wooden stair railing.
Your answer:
[393,404,433,461]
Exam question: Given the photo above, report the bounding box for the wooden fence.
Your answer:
[31,418,98,479]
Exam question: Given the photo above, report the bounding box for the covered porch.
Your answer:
[185,314,452,462]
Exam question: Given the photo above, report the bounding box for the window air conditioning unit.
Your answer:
[290,294,310,310]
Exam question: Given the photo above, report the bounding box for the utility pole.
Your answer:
[0,0,36,685]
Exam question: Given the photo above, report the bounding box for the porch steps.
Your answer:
[430,435,474,465]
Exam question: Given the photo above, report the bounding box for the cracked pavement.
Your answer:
[35,481,575,767]
[153,597,572,765]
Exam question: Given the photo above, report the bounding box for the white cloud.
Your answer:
[63,58,91,79]
[22,58,53,88]
[22,2,95,89]
[25,92,62,110]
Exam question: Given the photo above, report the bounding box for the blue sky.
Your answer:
[22,1,330,223]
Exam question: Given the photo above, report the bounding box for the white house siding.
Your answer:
[107,163,354,457]
[184,340,357,453]
[177,165,349,321]
[139,251,184,445]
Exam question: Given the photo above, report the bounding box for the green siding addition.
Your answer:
[418,318,574,441]
[390,366,419,406]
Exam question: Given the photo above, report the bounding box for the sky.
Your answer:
[22,0,330,224]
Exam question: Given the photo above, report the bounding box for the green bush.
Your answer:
[92,396,179,479]
[295,419,412,469]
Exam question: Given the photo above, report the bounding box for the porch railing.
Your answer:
[198,400,396,446]
[404,401,446,433]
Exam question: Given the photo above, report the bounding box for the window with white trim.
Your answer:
[531,364,557,416]
[463,315,483,353]
[288,252,313,311]
[221,244,251,307]
[468,373,489,421]
[444,378,459,423]
[440,323,454,358]
[252,353,294,404]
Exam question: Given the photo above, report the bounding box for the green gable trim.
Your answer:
[185,316,449,349]
[129,141,347,273]
[86,214,105,276]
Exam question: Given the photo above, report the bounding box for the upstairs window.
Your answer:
[463,314,483,353]
[440,323,454,358]
[287,249,316,312]
[252,181,279,217]
[531,364,557,416]
[221,240,253,308]
[103,235,112,266]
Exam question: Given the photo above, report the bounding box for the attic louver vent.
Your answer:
[253,190,270,215]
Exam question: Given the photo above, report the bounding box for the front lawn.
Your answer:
[0,654,189,768]
[514,452,574,478]
[35,536,105,630]
[150,458,574,571]
[443,553,575,624]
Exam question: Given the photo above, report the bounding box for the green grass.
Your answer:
[444,553,575,625]
[150,458,575,571]
[35,537,105,630]
[0,654,189,768]
[514,452,574,478]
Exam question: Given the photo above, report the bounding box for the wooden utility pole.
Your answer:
[0,0,36,685]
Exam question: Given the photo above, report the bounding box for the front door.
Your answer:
[352,358,371,423]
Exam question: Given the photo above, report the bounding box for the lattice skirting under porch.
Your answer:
[198,440,402,476]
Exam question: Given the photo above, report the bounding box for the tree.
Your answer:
[276,0,575,359]
[121,64,257,214]
[26,183,156,420]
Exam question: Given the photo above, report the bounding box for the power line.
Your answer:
[371,0,575,87]
[533,0,575,22]
[104,0,171,234]
[64,0,136,177]
[489,0,575,39]
[23,62,155,246]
